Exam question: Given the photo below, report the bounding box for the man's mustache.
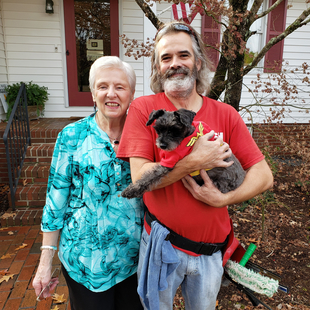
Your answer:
[164,67,190,79]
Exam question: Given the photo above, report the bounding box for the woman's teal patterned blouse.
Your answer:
[41,114,144,292]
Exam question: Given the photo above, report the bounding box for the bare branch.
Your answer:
[301,17,310,26]
[244,7,310,75]
[249,0,264,16]
[135,0,164,29]
[258,0,284,19]
[247,0,264,25]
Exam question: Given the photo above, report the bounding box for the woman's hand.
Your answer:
[33,231,60,300]
[33,261,59,300]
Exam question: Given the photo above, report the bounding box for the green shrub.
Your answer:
[5,81,49,120]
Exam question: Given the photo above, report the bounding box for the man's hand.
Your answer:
[181,159,274,208]
[182,169,227,207]
[187,131,234,172]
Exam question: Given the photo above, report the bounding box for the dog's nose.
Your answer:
[159,143,168,150]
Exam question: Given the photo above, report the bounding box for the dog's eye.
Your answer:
[168,129,177,136]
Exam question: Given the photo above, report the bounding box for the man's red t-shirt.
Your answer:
[117,93,264,247]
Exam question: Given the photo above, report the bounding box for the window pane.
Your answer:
[74,0,111,92]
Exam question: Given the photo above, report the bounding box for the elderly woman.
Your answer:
[32,56,144,310]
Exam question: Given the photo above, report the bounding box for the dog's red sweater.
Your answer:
[159,121,214,169]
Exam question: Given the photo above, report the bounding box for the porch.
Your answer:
[0,117,81,226]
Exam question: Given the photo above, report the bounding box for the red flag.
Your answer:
[172,2,203,24]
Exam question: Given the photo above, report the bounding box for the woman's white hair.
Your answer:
[89,56,136,94]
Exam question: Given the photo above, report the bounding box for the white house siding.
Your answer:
[239,1,310,124]
[0,0,92,120]
[0,0,308,122]
[120,0,145,98]
[0,3,8,120]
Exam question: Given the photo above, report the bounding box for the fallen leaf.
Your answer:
[1,213,16,219]
[51,306,60,310]
[22,179,28,186]
[0,269,8,276]
[14,243,27,251]
[239,218,251,222]
[0,273,15,283]
[0,185,9,194]
[1,253,15,259]
[52,293,66,304]
[7,231,14,235]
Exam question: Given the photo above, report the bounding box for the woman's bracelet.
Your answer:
[40,245,57,251]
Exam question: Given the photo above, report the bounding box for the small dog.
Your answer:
[121,109,246,199]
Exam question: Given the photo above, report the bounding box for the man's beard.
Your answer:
[160,66,198,99]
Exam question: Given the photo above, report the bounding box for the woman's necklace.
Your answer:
[107,133,122,148]
[95,112,122,149]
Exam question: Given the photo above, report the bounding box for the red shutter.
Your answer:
[264,0,287,73]
[201,15,221,71]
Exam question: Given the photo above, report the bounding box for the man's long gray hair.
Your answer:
[150,21,212,95]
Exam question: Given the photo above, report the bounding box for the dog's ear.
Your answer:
[146,109,166,126]
[174,109,196,127]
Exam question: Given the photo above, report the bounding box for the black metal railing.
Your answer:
[3,83,31,210]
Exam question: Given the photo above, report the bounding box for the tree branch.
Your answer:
[135,0,164,29]
[244,7,310,75]
[258,0,284,19]
[250,0,264,16]
[247,0,264,25]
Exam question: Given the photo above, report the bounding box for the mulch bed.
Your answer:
[174,164,310,310]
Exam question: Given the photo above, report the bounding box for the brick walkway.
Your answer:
[0,225,71,310]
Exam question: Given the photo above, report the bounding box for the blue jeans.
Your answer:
[137,227,223,310]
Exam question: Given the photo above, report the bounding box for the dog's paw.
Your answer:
[121,184,143,199]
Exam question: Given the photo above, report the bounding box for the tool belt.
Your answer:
[145,209,228,256]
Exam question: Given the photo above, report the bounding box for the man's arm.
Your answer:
[181,159,273,208]
[130,131,233,188]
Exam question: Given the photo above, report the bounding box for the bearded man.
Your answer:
[117,21,273,310]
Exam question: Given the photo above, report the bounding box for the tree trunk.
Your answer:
[208,29,229,101]
[224,56,244,111]
[135,0,164,29]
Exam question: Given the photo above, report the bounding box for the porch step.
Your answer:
[1,118,79,209]
[19,162,51,185]
[11,143,55,208]
[9,183,47,208]
[0,207,43,227]
[25,143,55,163]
